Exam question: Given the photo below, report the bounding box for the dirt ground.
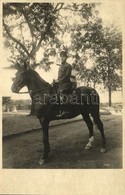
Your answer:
[2,114,122,169]
[2,110,82,136]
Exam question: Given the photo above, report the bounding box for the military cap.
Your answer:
[60,50,68,57]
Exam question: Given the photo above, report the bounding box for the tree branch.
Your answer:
[21,8,37,55]
[9,21,27,29]
[21,9,35,40]
[54,3,64,12]
[31,30,47,54]
[3,20,30,56]
[62,7,77,12]
[31,18,53,55]
[14,5,37,56]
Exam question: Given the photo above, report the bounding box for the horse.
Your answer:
[11,62,107,165]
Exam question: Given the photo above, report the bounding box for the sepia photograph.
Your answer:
[1,0,125,194]
[2,1,123,171]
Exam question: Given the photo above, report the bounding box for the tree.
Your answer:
[3,3,122,108]
[3,3,64,68]
[70,4,103,85]
[3,2,64,114]
[70,4,122,106]
[2,97,14,112]
[95,24,122,106]
[3,3,101,70]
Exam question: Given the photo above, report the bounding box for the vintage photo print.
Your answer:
[0,0,125,194]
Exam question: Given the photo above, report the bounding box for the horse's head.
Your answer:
[11,61,29,93]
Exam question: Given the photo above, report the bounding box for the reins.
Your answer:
[13,67,53,95]
[18,91,29,94]
[18,84,52,95]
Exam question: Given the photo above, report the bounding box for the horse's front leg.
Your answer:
[39,118,50,165]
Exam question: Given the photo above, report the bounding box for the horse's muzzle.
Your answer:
[11,85,19,93]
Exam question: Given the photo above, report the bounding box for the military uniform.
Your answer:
[58,62,72,93]
[50,49,73,117]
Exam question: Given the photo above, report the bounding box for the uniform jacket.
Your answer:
[58,62,72,91]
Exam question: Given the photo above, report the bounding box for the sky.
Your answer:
[99,1,123,27]
[2,1,123,100]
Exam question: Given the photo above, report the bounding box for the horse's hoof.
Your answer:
[39,158,48,165]
[85,145,92,150]
[101,148,107,153]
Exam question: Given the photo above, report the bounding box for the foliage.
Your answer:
[3,3,64,68]
[2,96,12,105]
[95,25,122,91]
[70,4,122,91]
[2,97,14,112]
[3,3,122,94]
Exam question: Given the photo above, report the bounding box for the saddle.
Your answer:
[34,79,77,118]
[52,76,77,94]
[52,79,77,118]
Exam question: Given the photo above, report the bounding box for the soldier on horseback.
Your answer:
[57,49,73,116]
[58,50,72,93]
[11,58,107,165]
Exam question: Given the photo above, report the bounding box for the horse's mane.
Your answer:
[29,68,51,87]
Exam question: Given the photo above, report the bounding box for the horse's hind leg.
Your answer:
[92,113,107,153]
[82,113,94,150]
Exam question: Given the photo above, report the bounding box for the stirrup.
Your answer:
[56,109,62,117]
[56,111,69,117]
[61,111,69,116]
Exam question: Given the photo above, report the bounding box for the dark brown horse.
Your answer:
[11,62,107,165]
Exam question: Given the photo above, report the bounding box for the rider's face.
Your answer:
[60,55,67,64]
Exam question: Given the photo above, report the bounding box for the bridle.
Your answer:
[14,68,52,95]
[17,84,52,96]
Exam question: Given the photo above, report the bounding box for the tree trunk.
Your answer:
[107,59,112,107]
[93,82,96,89]
[29,100,36,115]
[28,55,36,115]
[108,87,112,107]
[29,55,36,67]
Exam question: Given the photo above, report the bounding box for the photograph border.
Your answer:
[0,0,125,194]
